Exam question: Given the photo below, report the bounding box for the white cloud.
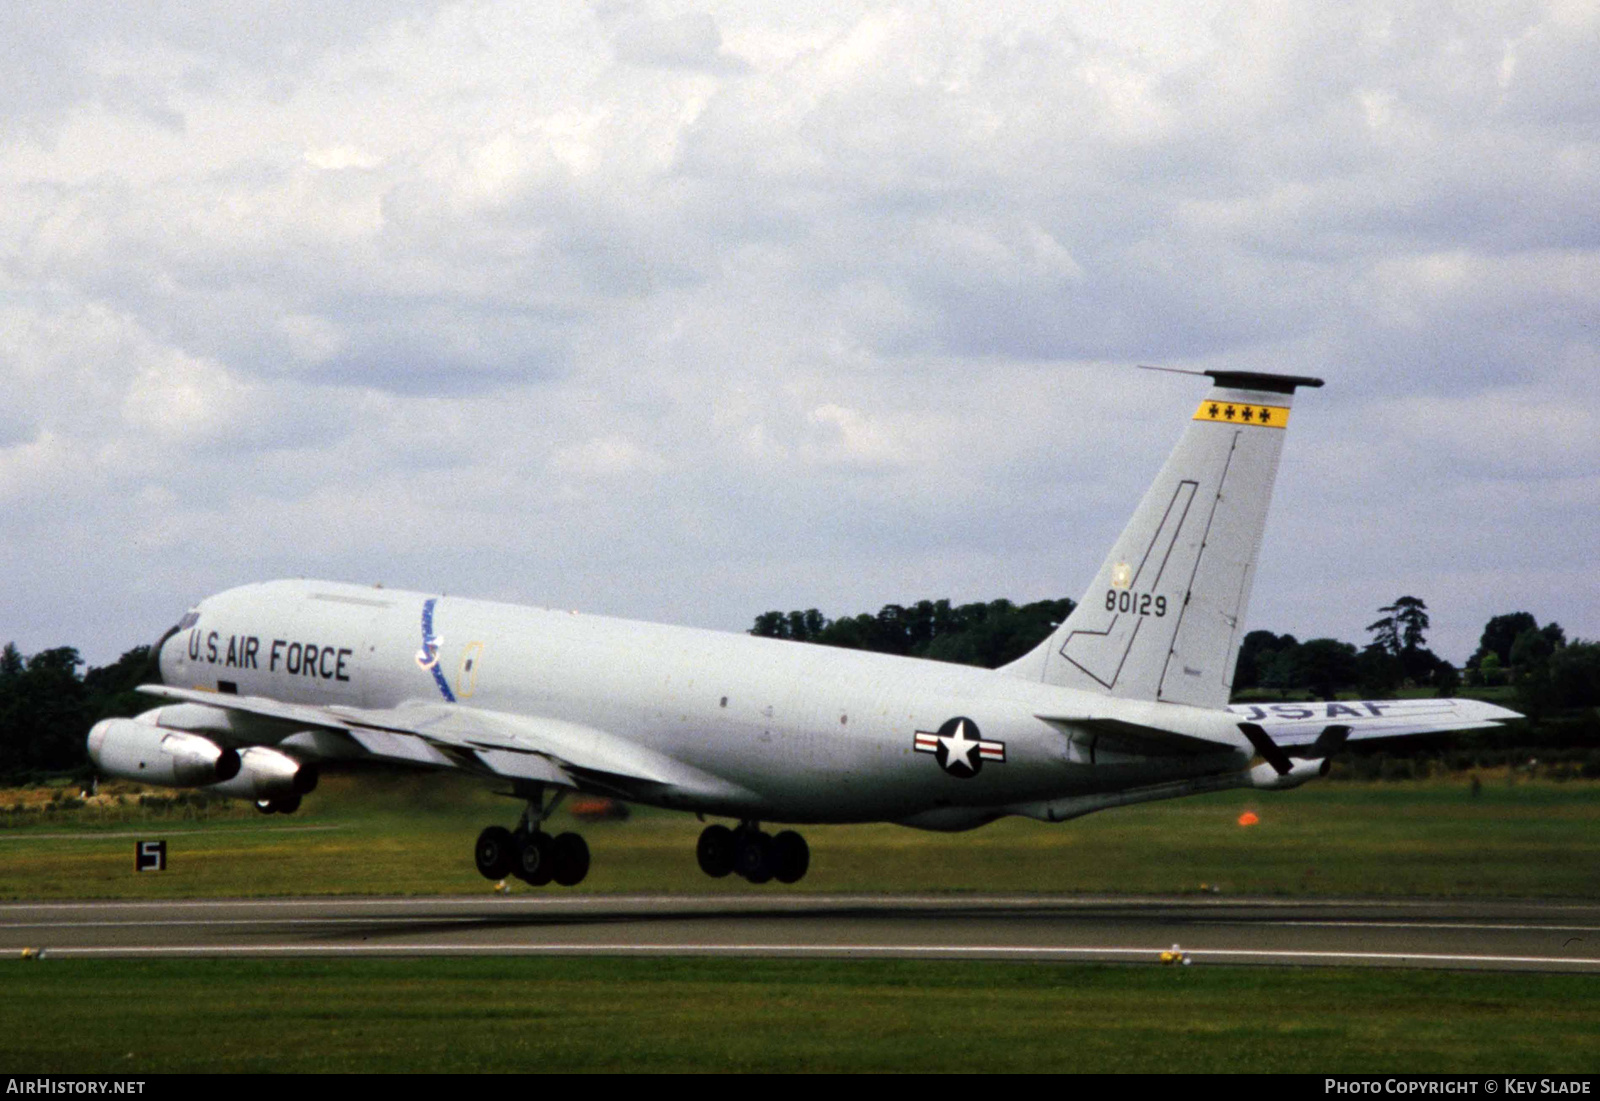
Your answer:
[1,0,1596,665]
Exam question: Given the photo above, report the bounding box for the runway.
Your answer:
[4,894,1599,971]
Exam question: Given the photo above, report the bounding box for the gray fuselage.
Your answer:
[159,579,1250,824]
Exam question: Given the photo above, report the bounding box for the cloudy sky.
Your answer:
[3,0,1596,669]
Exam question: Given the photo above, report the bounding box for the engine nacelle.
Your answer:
[88,719,241,788]
[1249,757,1330,791]
[205,746,319,801]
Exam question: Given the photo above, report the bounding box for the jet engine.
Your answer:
[88,717,317,813]
[1248,757,1330,791]
[205,746,319,804]
[87,718,241,787]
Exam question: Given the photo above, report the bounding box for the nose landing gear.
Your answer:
[474,787,590,887]
[697,822,809,884]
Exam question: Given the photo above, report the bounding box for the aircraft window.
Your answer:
[177,612,200,631]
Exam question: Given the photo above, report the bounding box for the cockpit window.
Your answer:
[177,611,200,631]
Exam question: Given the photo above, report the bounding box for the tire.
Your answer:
[772,830,810,884]
[274,793,301,815]
[255,799,276,815]
[733,829,773,884]
[474,825,516,880]
[696,824,735,878]
[515,830,555,886]
[551,832,590,886]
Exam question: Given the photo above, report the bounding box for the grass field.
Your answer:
[1,771,1596,899]
[4,775,1598,1073]
[4,956,1598,1073]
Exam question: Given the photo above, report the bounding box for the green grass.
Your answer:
[6,779,1599,1074]
[2,772,1597,899]
[3,957,1597,1073]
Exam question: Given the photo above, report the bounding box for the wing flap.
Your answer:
[472,749,575,786]
[344,728,458,768]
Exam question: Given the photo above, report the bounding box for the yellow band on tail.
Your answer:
[1193,400,1290,428]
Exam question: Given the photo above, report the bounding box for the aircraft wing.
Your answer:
[1226,697,1522,749]
[135,684,750,801]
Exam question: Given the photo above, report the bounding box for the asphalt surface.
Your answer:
[3,894,1598,971]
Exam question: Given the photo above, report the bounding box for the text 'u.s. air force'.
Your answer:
[185,630,352,681]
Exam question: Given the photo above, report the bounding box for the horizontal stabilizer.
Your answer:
[1225,698,1522,746]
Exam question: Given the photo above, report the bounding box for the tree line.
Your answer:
[753,594,1600,710]
[3,595,1598,782]
[0,644,153,783]
[751,597,1078,670]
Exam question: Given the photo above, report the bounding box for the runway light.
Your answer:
[1237,811,1260,826]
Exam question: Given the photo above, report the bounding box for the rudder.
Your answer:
[1001,371,1322,709]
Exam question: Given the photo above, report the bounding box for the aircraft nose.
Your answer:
[150,609,199,685]
[150,625,180,685]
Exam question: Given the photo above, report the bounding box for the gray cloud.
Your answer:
[1,0,1596,667]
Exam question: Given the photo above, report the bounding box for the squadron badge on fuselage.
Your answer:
[913,716,1005,779]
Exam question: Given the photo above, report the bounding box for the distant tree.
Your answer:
[1510,624,1563,673]
[0,647,87,777]
[1233,630,1289,692]
[1367,596,1430,657]
[1506,622,1569,719]
[1469,612,1539,670]
[1432,661,1461,697]
[751,610,827,641]
[1357,644,1404,696]
[750,611,790,639]
[1365,596,1451,686]
[1,643,22,679]
[82,645,157,723]
[1475,652,1507,687]
[1295,638,1360,700]
[0,643,160,781]
[1549,642,1600,708]
[748,596,1075,669]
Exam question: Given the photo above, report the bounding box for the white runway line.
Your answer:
[26,943,1600,967]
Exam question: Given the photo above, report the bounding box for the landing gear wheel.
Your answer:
[274,793,301,815]
[255,799,276,815]
[551,832,590,886]
[696,824,735,878]
[771,830,810,884]
[475,825,516,880]
[514,830,555,886]
[733,828,773,884]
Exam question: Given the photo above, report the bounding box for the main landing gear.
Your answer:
[696,822,809,884]
[474,789,590,887]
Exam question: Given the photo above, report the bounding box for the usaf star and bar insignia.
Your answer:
[913,716,1005,779]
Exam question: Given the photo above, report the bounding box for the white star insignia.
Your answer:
[940,719,980,772]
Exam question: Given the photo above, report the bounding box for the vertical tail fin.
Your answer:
[1001,371,1322,710]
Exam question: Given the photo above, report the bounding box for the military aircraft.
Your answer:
[88,370,1520,886]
